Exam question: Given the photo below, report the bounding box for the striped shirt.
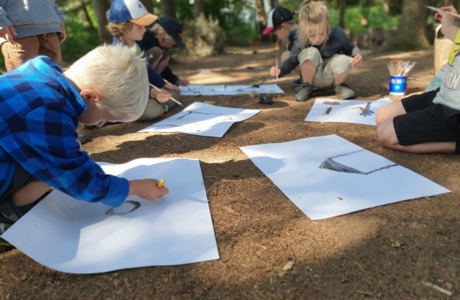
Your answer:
[0,56,128,207]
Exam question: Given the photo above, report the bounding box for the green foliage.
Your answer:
[329,5,399,35]
[225,19,259,45]
[59,1,100,63]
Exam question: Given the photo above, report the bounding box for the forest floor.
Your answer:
[1,44,459,300]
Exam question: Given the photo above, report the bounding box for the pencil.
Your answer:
[427,6,460,18]
[157,179,165,188]
[275,56,279,83]
[148,83,184,107]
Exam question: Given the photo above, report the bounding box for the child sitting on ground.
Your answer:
[0,45,169,253]
[262,7,301,85]
[138,17,189,87]
[269,0,363,102]
[376,6,460,154]
[107,0,180,120]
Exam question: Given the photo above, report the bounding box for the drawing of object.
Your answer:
[324,107,332,115]
[153,110,234,128]
[320,150,397,175]
[355,102,375,117]
[105,200,141,216]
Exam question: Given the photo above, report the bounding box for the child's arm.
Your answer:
[129,179,169,201]
[273,41,302,78]
[436,6,459,42]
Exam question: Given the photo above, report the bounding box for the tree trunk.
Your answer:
[161,0,176,18]
[140,0,153,14]
[269,0,279,10]
[338,0,345,29]
[92,0,112,44]
[194,0,205,18]
[396,0,429,48]
[255,0,266,36]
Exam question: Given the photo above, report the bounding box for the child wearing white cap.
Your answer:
[107,0,180,121]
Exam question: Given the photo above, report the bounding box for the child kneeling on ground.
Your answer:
[107,0,181,120]
[376,6,460,154]
[270,0,363,101]
[138,17,190,87]
[0,45,169,253]
[262,7,301,85]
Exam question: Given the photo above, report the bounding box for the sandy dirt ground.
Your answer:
[1,44,459,300]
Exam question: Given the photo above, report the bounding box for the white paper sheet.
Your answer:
[1,158,219,274]
[179,84,284,96]
[305,98,392,125]
[240,135,450,220]
[139,102,260,137]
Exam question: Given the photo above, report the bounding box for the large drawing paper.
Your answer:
[139,102,260,137]
[179,84,284,96]
[1,158,219,274]
[240,135,450,220]
[305,98,392,125]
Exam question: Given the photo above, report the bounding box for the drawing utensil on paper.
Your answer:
[157,179,165,188]
[427,6,460,18]
[275,56,279,83]
[149,83,184,107]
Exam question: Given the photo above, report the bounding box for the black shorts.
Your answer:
[0,164,38,204]
[393,88,460,153]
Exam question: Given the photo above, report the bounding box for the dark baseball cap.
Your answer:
[263,7,294,35]
[158,17,185,49]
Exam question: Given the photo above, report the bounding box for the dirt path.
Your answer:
[1,45,459,299]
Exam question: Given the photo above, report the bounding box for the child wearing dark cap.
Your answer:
[107,0,180,120]
[263,7,301,85]
[138,17,189,87]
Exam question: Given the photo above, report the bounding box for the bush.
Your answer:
[183,15,226,57]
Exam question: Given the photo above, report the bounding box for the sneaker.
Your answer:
[292,76,303,85]
[334,83,355,99]
[295,83,314,101]
[160,103,169,113]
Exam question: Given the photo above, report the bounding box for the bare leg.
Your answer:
[333,72,349,86]
[300,60,316,85]
[12,181,52,207]
[375,100,406,125]
[377,118,456,153]
[156,55,170,74]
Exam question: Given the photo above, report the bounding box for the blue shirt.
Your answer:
[137,28,179,85]
[0,56,129,207]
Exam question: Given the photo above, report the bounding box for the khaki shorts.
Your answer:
[1,33,62,72]
[137,89,180,121]
[298,47,352,88]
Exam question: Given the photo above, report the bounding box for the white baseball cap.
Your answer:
[108,0,158,26]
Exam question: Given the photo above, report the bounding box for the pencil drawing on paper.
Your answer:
[320,150,398,175]
[105,200,141,216]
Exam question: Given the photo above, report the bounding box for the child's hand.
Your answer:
[164,83,181,95]
[0,26,17,44]
[177,79,189,86]
[352,54,363,68]
[270,66,281,77]
[151,88,172,102]
[128,179,169,201]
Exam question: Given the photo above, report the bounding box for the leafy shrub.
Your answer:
[183,15,226,57]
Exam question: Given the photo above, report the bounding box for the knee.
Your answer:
[377,122,398,148]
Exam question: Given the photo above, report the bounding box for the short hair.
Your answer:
[297,0,331,45]
[150,23,175,45]
[106,11,133,37]
[67,45,149,122]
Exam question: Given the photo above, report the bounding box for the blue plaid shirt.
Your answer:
[0,56,129,207]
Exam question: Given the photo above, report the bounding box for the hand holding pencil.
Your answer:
[128,178,169,201]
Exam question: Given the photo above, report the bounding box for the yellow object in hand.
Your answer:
[157,179,165,188]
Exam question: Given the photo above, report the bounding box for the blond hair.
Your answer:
[297,0,331,45]
[106,11,133,37]
[150,23,175,45]
[68,45,149,122]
